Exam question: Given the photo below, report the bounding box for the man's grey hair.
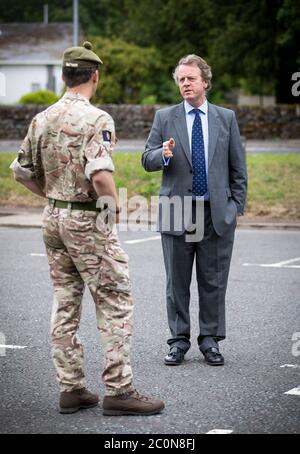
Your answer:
[173,54,212,91]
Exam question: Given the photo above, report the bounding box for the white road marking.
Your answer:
[206,429,233,434]
[124,236,160,245]
[270,257,300,266]
[243,257,300,269]
[0,344,27,349]
[284,387,300,396]
[29,253,46,257]
[280,364,300,369]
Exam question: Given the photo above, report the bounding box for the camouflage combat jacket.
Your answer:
[10,91,116,202]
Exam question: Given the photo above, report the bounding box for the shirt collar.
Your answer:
[184,99,208,115]
[63,91,90,103]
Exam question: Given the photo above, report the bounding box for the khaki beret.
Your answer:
[63,41,103,68]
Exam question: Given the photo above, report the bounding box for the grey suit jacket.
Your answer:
[141,101,247,236]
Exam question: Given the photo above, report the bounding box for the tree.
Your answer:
[91,37,164,104]
[1,0,299,103]
[276,0,300,103]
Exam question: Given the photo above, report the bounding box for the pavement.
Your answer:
[0,206,299,230]
[1,139,300,154]
[0,227,299,434]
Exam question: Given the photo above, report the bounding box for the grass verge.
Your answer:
[0,152,299,219]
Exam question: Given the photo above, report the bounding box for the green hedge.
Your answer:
[19,90,60,105]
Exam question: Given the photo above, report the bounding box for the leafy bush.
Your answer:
[91,37,178,104]
[19,90,59,105]
[141,95,158,105]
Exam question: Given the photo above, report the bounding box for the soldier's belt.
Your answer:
[48,198,103,212]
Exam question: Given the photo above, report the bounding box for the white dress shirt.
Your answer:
[185,99,209,200]
[162,98,210,200]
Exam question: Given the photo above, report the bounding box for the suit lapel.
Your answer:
[207,103,220,168]
[173,103,192,168]
[172,102,220,169]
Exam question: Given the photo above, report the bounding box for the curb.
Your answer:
[236,223,300,230]
[1,208,300,231]
[1,220,300,231]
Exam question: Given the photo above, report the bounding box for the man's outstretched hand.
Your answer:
[163,138,176,158]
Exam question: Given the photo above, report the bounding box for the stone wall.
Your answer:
[0,103,299,140]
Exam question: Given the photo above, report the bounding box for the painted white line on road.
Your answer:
[270,257,300,266]
[244,264,300,269]
[280,364,300,369]
[206,429,233,434]
[284,387,300,396]
[124,236,160,245]
[29,253,46,257]
[243,257,300,269]
[0,344,27,349]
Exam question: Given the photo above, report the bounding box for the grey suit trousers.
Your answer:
[161,202,236,353]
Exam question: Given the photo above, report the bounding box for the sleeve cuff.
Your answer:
[85,155,115,180]
[10,158,36,181]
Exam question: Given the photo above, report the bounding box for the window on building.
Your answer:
[31,83,41,92]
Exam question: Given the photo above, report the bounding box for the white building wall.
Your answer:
[0,64,64,104]
[54,65,65,97]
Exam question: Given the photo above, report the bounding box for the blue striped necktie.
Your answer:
[191,108,207,196]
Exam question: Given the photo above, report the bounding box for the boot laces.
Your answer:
[129,389,150,402]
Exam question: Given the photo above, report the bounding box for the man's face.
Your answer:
[177,64,207,106]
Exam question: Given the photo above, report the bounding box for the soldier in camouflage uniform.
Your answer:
[10,41,164,416]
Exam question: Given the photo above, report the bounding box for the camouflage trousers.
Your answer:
[42,205,134,396]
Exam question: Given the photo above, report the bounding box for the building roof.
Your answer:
[0,23,77,63]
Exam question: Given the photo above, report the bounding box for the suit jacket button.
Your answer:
[188,189,192,192]
[190,170,193,174]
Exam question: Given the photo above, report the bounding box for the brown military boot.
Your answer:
[59,388,99,414]
[103,389,165,416]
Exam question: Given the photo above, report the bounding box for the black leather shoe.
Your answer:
[203,347,224,366]
[164,347,185,365]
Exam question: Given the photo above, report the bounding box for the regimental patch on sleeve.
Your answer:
[102,130,112,142]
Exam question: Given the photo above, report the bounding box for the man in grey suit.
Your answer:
[142,54,247,366]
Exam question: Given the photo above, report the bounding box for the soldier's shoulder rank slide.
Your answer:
[102,130,112,142]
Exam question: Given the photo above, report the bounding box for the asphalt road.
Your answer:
[0,227,299,434]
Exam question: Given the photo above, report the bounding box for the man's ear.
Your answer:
[61,72,65,82]
[93,69,99,83]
